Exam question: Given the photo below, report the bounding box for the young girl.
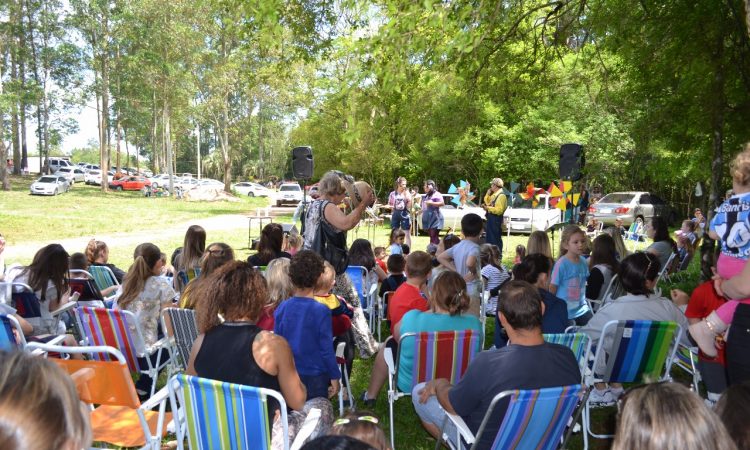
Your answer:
[256,257,292,331]
[526,230,553,259]
[479,244,510,316]
[117,243,176,395]
[550,225,591,325]
[690,146,750,357]
[285,233,303,256]
[173,225,206,293]
[586,233,619,304]
[513,244,526,265]
[388,228,406,255]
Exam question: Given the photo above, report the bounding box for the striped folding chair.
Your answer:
[543,332,592,381]
[88,265,120,293]
[345,265,369,308]
[384,329,482,449]
[11,282,76,336]
[673,344,701,394]
[168,374,320,450]
[28,342,171,450]
[161,307,199,371]
[440,384,586,450]
[584,320,682,445]
[75,306,173,397]
[0,313,26,351]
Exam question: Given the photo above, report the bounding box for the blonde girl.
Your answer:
[174,225,206,292]
[526,230,553,259]
[550,225,591,325]
[256,257,293,331]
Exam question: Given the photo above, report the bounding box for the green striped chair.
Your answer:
[88,265,120,293]
[168,374,319,450]
[440,384,586,450]
[543,332,592,381]
[584,320,682,445]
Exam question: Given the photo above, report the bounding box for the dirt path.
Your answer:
[5,213,267,263]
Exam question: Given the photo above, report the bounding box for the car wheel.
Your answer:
[276,200,282,207]
[53,189,58,196]
[116,185,123,191]
[248,192,255,197]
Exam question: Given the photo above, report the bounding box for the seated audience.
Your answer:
[173,225,206,293]
[494,254,568,347]
[360,251,432,407]
[581,252,690,405]
[301,436,377,450]
[480,243,510,317]
[675,219,698,245]
[329,412,390,450]
[388,228,406,256]
[85,238,126,282]
[257,257,292,331]
[513,244,526,266]
[187,260,331,447]
[374,246,388,273]
[603,226,630,260]
[437,213,484,316]
[645,216,677,271]
[179,242,234,309]
[379,254,406,298]
[68,252,108,305]
[249,223,291,267]
[274,251,341,402]
[612,382,735,450]
[526,230,552,259]
[0,351,91,450]
[412,280,580,448]
[285,233,303,257]
[314,261,354,337]
[349,238,387,282]
[586,233,619,303]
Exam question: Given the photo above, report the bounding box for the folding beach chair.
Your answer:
[88,265,120,293]
[378,291,395,342]
[68,276,107,308]
[439,384,587,450]
[0,313,27,351]
[75,306,173,397]
[384,329,481,449]
[624,219,645,251]
[543,332,592,381]
[336,341,355,416]
[11,282,76,335]
[161,307,199,371]
[168,374,320,450]
[346,265,370,308]
[673,344,701,395]
[583,320,682,445]
[27,342,171,450]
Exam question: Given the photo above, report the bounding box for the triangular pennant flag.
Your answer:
[556,197,568,211]
[549,183,563,198]
[562,180,572,193]
[535,194,542,202]
[448,183,458,194]
[550,197,559,207]
[510,182,520,193]
[452,195,461,206]
[502,188,511,196]
[532,199,539,208]
[460,180,469,188]
[526,182,535,197]
[572,193,581,206]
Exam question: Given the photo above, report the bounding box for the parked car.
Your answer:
[588,191,676,226]
[47,157,73,172]
[505,193,562,234]
[109,176,151,191]
[148,174,172,189]
[275,182,303,206]
[176,177,199,191]
[55,166,85,184]
[198,178,224,188]
[415,193,486,233]
[232,181,272,197]
[30,175,69,196]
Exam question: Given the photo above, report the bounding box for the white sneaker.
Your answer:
[589,389,617,407]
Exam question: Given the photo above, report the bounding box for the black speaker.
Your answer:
[559,143,585,181]
[281,223,299,235]
[292,146,314,179]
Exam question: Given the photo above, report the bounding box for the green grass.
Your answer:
[1,174,704,449]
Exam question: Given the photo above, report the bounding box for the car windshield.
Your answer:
[599,193,635,204]
[511,196,547,210]
[280,185,300,191]
[39,176,57,183]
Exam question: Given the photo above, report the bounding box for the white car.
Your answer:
[85,169,115,185]
[505,193,562,233]
[232,181,272,197]
[30,175,70,195]
[198,178,225,188]
[276,183,303,206]
[55,166,85,183]
[415,193,486,233]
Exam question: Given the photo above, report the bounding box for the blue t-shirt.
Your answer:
[390,243,403,255]
[396,310,481,392]
[443,239,481,296]
[493,288,568,348]
[710,192,750,259]
[551,255,590,319]
[273,296,340,379]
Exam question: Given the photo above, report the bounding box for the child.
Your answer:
[675,235,693,269]
[480,244,510,316]
[388,228,406,255]
[690,147,750,357]
[68,252,105,306]
[374,246,388,273]
[513,244,526,266]
[314,261,354,337]
[527,230,553,259]
[550,225,591,325]
[274,250,341,400]
[675,219,698,245]
[586,234,619,304]
[330,412,390,450]
[379,254,407,297]
[285,233,303,256]
[436,213,483,317]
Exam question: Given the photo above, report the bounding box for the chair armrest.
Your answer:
[291,407,321,450]
[146,336,172,355]
[384,345,395,376]
[445,412,475,445]
[51,301,76,317]
[140,384,170,411]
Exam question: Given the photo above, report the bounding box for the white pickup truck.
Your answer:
[504,193,562,234]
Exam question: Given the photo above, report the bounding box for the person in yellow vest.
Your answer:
[483,178,508,256]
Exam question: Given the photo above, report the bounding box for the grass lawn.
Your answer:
[0,174,703,449]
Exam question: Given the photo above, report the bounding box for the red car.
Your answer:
[109,176,152,191]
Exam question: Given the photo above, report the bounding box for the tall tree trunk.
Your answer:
[221,95,231,191]
[0,58,8,190]
[151,91,159,173]
[164,101,174,192]
[25,0,45,175]
[18,0,28,173]
[258,100,265,181]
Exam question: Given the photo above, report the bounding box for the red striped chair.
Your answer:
[384,329,481,449]
[75,306,173,397]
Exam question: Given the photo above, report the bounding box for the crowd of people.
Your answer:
[2,150,750,450]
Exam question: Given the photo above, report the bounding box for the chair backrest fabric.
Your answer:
[0,314,24,351]
[69,278,105,302]
[400,329,481,389]
[88,265,119,292]
[75,306,142,371]
[484,384,584,450]
[163,308,199,370]
[345,266,368,305]
[599,320,680,383]
[543,333,591,379]
[54,354,141,408]
[169,374,285,450]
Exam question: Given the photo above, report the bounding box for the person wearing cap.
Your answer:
[483,178,508,255]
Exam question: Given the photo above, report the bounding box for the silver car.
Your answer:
[588,191,675,226]
[415,193,486,233]
[30,175,70,195]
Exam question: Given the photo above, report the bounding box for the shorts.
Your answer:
[391,209,411,230]
[411,382,463,448]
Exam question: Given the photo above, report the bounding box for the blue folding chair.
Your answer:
[543,332,592,381]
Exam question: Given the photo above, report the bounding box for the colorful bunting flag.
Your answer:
[549,183,563,198]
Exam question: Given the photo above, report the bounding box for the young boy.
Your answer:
[314,261,354,337]
[374,246,388,273]
[437,213,483,316]
[379,254,407,298]
[387,251,432,335]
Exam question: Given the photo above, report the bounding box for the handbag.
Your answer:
[311,201,349,275]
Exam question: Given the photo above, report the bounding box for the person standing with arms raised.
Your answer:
[389,176,413,248]
[483,178,508,256]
